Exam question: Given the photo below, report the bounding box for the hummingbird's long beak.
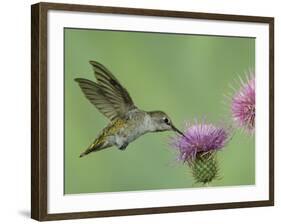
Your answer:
[171,124,185,136]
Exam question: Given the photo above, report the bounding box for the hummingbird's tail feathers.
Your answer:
[79,144,101,158]
[79,150,90,158]
[79,138,108,158]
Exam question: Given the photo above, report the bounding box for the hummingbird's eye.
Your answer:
[163,117,170,125]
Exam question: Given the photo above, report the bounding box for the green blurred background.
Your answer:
[64,28,255,194]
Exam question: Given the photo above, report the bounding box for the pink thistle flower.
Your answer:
[231,74,255,133]
[171,120,232,162]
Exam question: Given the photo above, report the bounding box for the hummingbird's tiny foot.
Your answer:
[118,143,128,150]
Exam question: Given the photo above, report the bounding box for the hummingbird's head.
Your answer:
[148,111,184,136]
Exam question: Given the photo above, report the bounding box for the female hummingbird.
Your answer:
[75,61,184,157]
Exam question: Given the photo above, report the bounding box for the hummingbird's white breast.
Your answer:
[114,111,153,149]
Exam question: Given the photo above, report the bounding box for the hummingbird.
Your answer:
[75,61,184,158]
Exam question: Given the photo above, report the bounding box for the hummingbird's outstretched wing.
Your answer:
[75,61,136,121]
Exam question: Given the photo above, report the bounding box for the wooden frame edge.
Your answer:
[31,3,48,221]
[36,2,274,23]
[41,200,272,221]
[268,18,274,205]
[31,3,41,220]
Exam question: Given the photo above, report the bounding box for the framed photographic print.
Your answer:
[31,2,274,221]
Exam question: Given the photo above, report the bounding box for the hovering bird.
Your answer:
[75,61,184,158]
